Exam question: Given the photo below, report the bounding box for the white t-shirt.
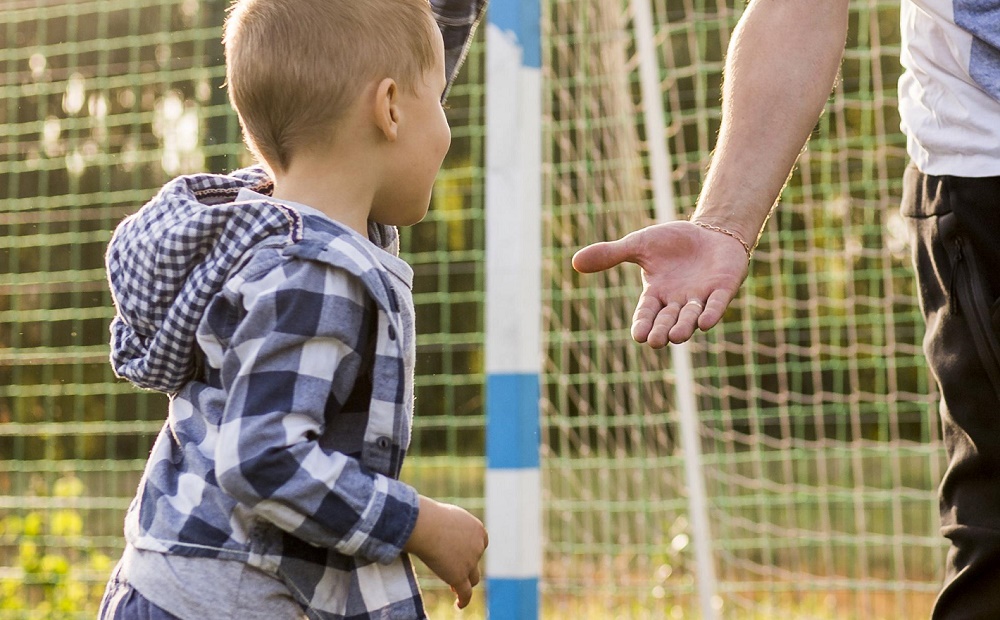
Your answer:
[898,0,1000,176]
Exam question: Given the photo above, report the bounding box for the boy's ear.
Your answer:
[373,78,399,142]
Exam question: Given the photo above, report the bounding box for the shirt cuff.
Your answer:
[351,476,420,564]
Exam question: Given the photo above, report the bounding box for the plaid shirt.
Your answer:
[107,167,424,619]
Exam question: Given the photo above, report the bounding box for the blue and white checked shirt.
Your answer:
[106,166,425,619]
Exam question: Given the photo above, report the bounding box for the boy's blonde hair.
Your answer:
[223,0,438,171]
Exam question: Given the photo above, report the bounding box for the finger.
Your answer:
[631,290,665,343]
[483,528,490,549]
[571,236,637,274]
[668,299,704,344]
[470,567,481,587]
[698,288,737,331]
[645,301,681,349]
[454,580,473,609]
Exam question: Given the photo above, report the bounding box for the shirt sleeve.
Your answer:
[212,254,418,564]
[432,0,487,97]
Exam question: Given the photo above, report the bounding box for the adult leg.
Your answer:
[902,164,1000,620]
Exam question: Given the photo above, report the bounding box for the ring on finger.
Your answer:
[685,299,704,310]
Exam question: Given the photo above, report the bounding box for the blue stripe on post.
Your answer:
[487,0,541,68]
[488,577,539,619]
[486,373,540,469]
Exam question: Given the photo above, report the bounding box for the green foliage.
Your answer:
[0,475,113,619]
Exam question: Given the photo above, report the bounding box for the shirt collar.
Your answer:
[234,188,413,289]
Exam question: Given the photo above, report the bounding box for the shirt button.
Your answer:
[387,325,397,340]
[376,436,391,449]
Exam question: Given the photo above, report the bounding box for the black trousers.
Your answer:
[902,163,1000,620]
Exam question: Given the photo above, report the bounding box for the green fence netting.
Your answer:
[1,1,945,618]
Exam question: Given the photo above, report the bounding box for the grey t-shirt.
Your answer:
[123,544,305,620]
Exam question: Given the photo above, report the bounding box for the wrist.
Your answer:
[691,191,775,251]
[403,495,435,555]
[689,219,754,262]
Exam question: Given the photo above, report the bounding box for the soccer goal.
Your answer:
[0,0,944,618]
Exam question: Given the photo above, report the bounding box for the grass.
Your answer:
[420,588,935,619]
[0,445,947,618]
[404,446,944,618]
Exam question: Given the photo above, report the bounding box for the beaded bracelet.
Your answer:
[691,220,754,262]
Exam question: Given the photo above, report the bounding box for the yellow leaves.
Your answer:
[0,474,108,614]
[54,580,89,610]
[89,552,113,574]
[18,541,39,571]
[0,515,23,537]
[50,510,83,537]
[22,512,43,537]
[433,170,471,252]
[39,554,70,576]
[0,579,25,610]
[52,475,84,498]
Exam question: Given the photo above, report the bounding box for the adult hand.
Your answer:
[572,221,749,348]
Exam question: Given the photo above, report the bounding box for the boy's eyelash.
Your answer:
[442,102,452,110]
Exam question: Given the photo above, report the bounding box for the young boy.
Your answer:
[98,0,488,618]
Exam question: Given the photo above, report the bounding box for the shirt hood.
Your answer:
[106,166,398,393]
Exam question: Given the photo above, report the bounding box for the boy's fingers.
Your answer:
[470,567,481,587]
[454,580,473,609]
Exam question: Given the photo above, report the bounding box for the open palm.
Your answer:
[572,221,749,348]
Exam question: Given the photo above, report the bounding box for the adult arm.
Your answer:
[573,0,850,347]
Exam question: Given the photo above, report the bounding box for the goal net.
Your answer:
[0,0,944,618]
[540,0,945,617]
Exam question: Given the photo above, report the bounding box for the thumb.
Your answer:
[571,235,638,274]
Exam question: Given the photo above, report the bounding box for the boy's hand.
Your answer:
[404,495,489,609]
